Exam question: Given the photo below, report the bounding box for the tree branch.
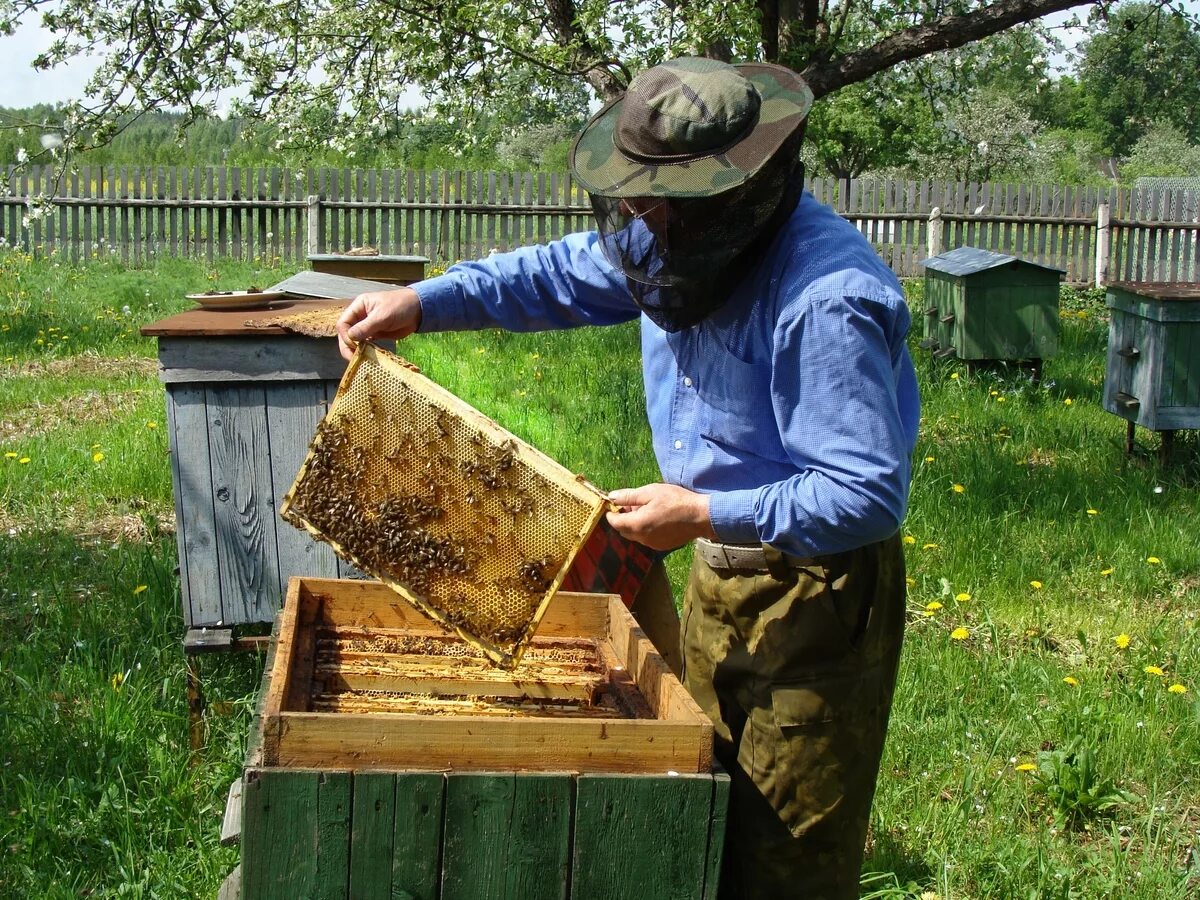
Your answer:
[799,0,1093,97]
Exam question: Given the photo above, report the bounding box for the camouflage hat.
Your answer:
[570,57,813,199]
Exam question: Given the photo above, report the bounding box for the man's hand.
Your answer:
[606,483,716,551]
[336,287,423,361]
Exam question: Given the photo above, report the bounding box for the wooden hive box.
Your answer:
[1103,282,1200,433]
[233,576,727,900]
[141,302,372,630]
[919,246,1063,362]
[308,253,429,284]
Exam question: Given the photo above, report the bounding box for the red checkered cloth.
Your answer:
[561,518,659,609]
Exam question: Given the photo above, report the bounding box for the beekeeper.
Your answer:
[338,56,919,900]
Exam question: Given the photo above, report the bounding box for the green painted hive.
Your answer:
[1102,282,1200,432]
[919,247,1063,361]
[224,576,728,900]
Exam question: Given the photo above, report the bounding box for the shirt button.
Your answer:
[673,440,683,450]
[683,376,693,387]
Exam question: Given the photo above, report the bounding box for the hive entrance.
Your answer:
[281,342,608,668]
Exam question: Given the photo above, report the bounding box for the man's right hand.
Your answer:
[336,287,424,361]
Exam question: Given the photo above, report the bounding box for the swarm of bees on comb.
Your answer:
[281,342,609,668]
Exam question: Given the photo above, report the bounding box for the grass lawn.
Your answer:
[0,248,1197,898]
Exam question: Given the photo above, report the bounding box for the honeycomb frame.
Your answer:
[281,341,609,668]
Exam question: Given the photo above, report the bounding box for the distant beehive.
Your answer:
[1103,282,1200,434]
[919,247,1063,362]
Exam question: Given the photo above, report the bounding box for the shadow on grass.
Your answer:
[862,827,936,897]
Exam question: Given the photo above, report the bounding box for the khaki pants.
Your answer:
[681,534,906,900]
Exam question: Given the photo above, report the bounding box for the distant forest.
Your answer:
[0,106,583,174]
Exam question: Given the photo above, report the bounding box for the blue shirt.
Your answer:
[415,191,920,558]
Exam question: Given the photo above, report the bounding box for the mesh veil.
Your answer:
[591,138,805,331]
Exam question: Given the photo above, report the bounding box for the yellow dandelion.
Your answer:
[1086,509,1098,516]
[1064,398,1073,406]
[18,457,30,464]
[922,543,939,550]
[4,452,16,459]
[1143,665,1165,677]
[110,672,125,691]
[950,373,959,380]
[132,584,148,595]
[924,456,935,463]
[1114,633,1131,649]
[990,390,999,397]
[1168,684,1187,694]
[92,452,104,463]
[952,484,966,493]
[926,601,943,611]
[1063,676,1079,687]
[146,421,158,429]
[950,627,970,641]
[955,592,971,603]
[1146,556,1161,565]
[1015,763,1037,772]
[905,577,916,587]
[1100,567,1115,577]
[903,535,916,545]
[1030,580,1043,590]
[997,396,1007,403]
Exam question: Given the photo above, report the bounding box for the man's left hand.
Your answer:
[606,483,716,551]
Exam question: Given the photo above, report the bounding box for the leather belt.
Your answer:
[694,538,815,572]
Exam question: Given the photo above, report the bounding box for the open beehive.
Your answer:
[281,341,609,668]
[253,577,714,773]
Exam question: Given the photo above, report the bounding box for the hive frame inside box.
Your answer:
[253,577,714,774]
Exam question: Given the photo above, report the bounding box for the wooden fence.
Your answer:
[3,165,1199,285]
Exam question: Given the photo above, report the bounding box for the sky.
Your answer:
[0,18,102,109]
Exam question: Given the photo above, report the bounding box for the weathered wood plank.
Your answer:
[217,865,241,900]
[166,386,222,626]
[441,773,571,900]
[241,769,320,898]
[349,772,397,900]
[267,380,341,596]
[391,772,446,900]
[156,336,348,383]
[221,777,243,846]
[315,771,352,900]
[700,769,731,900]
[207,383,281,623]
[571,773,715,900]
[270,270,400,301]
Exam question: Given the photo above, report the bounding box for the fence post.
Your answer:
[307,195,323,256]
[927,206,943,258]
[1095,202,1110,287]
